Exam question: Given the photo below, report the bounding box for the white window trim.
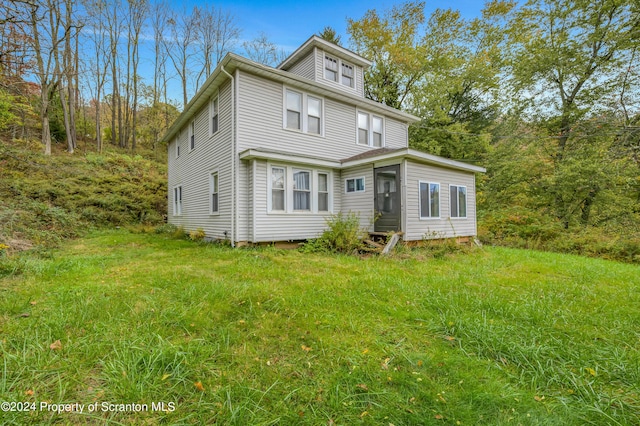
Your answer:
[209,95,219,137]
[449,184,468,219]
[210,170,219,215]
[323,52,356,89]
[317,172,330,212]
[419,181,440,220]
[356,110,385,148]
[345,177,366,193]
[268,163,333,214]
[283,87,324,136]
[173,185,183,216]
[189,120,195,151]
[175,136,180,159]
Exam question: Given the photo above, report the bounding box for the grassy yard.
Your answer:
[1,231,639,425]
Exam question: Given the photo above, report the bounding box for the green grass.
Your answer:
[1,230,639,425]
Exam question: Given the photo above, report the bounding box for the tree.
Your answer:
[508,0,640,227]
[166,7,197,109]
[242,32,288,67]
[318,26,341,45]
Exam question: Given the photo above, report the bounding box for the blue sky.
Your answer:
[196,0,486,52]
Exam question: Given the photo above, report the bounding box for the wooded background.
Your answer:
[1,0,639,261]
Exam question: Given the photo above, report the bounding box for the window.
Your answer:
[293,169,311,211]
[173,185,182,216]
[318,173,329,212]
[419,182,440,218]
[271,167,285,211]
[210,97,219,136]
[372,116,383,147]
[284,89,323,135]
[342,62,354,87]
[189,121,195,150]
[307,96,321,134]
[346,177,365,193]
[325,55,338,82]
[450,185,467,218]
[175,136,180,158]
[358,112,369,145]
[269,166,332,213]
[286,90,301,130]
[324,53,356,88]
[210,172,219,214]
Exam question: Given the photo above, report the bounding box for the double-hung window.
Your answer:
[210,172,219,214]
[318,173,329,212]
[325,56,338,82]
[357,112,384,147]
[284,89,322,135]
[342,63,354,87]
[293,170,311,211]
[286,90,302,130]
[419,182,440,219]
[173,185,182,216]
[450,185,467,218]
[189,121,195,150]
[210,96,219,136]
[271,167,286,211]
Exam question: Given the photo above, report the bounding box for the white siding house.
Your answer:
[163,36,485,245]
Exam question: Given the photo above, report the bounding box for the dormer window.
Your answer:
[325,56,338,82]
[342,63,354,87]
[324,53,355,88]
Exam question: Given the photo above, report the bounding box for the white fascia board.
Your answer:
[342,148,486,173]
[239,149,341,169]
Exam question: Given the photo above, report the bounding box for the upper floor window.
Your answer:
[324,53,355,89]
[357,111,384,147]
[325,56,338,82]
[175,136,180,158]
[450,185,467,218]
[342,63,354,87]
[284,88,323,135]
[419,182,440,219]
[210,96,219,136]
[189,121,195,150]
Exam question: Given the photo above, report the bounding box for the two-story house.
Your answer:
[162,36,485,246]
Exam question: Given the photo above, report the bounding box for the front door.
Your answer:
[374,165,401,232]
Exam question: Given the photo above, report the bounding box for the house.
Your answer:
[161,36,485,246]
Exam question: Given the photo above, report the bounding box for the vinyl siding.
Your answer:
[340,164,375,232]
[167,80,233,240]
[251,159,341,242]
[404,160,478,240]
[286,49,316,80]
[236,70,408,161]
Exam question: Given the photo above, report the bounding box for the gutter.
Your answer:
[221,65,235,247]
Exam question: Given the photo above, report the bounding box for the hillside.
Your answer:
[0,139,167,253]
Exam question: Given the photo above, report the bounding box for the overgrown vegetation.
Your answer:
[303,212,368,254]
[0,139,167,253]
[0,230,638,424]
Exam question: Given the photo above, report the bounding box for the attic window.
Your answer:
[342,63,354,87]
[325,56,338,82]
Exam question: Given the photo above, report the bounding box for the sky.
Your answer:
[192,0,486,53]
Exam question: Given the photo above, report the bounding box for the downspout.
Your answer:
[221,65,235,247]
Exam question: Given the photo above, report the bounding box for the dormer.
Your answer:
[277,36,372,98]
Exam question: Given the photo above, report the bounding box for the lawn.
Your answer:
[1,230,639,425]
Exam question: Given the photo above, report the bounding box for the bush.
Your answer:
[188,228,206,242]
[303,212,366,254]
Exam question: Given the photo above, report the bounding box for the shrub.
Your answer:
[303,212,366,254]
[188,228,206,242]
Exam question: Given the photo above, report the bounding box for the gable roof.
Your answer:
[160,52,419,145]
[277,35,372,71]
